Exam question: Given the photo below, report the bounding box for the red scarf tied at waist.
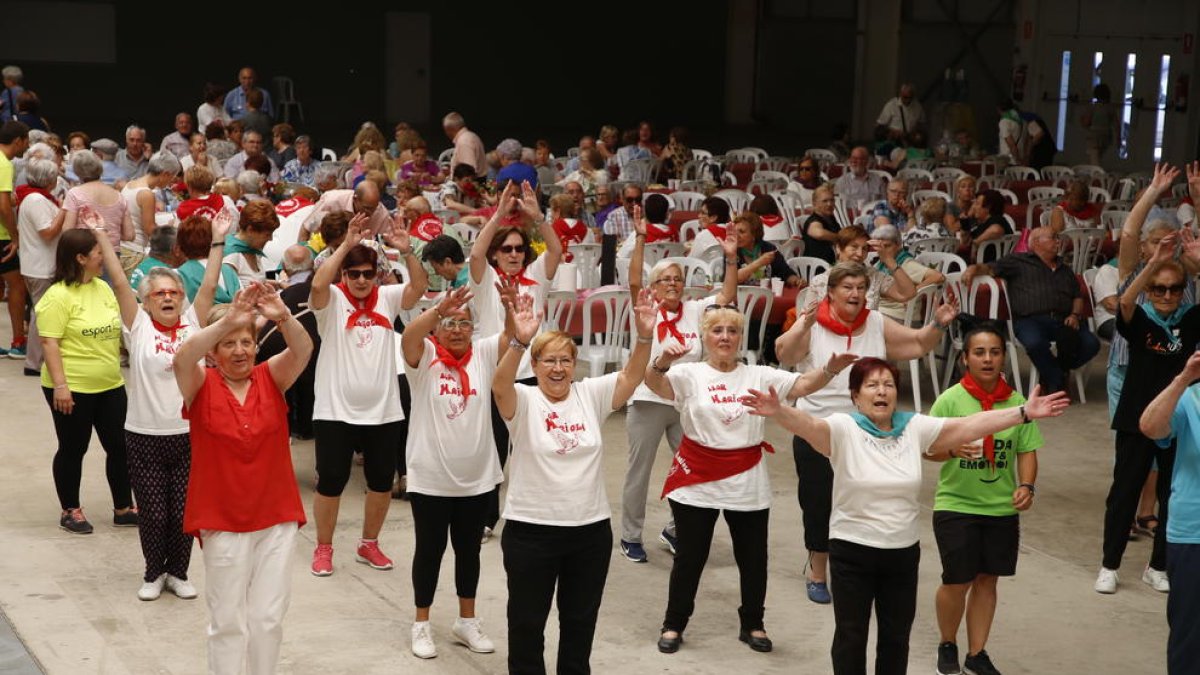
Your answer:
[14,185,58,208]
[662,435,774,498]
[337,283,392,330]
[815,297,869,349]
[959,371,1015,467]
[430,337,474,404]
[657,306,685,343]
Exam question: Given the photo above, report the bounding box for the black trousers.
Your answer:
[1103,431,1175,571]
[794,436,833,552]
[829,539,920,675]
[126,431,193,582]
[396,373,411,479]
[409,491,489,608]
[663,499,769,634]
[1168,543,1200,675]
[502,519,612,675]
[43,386,132,511]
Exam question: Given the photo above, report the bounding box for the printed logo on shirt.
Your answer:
[1143,330,1183,355]
[707,383,748,426]
[543,411,584,454]
[957,440,1011,482]
[153,331,187,368]
[81,319,121,341]
[437,371,475,420]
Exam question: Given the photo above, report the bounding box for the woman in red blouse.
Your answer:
[173,282,313,675]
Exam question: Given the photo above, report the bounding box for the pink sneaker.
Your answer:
[311,544,334,576]
[355,540,394,570]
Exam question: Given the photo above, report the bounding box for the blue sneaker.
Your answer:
[806,580,831,604]
[7,343,26,359]
[619,540,648,563]
[658,528,678,556]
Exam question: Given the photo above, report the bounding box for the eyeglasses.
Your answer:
[439,318,474,331]
[655,276,684,285]
[537,357,575,367]
[624,196,641,204]
[498,244,527,254]
[343,268,378,280]
[704,303,738,313]
[149,289,182,299]
[1149,284,1187,297]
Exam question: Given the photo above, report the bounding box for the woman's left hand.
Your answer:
[382,218,412,253]
[934,288,960,327]
[742,385,781,417]
[825,352,859,375]
[1012,485,1035,511]
[211,208,234,241]
[518,181,542,221]
[507,293,541,345]
[632,287,658,337]
[1024,385,1070,419]
[720,226,738,259]
[252,283,291,322]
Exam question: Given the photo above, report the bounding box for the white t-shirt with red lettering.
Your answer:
[663,362,800,511]
[404,334,503,497]
[312,284,407,424]
[502,373,619,526]
[123,306,201,435]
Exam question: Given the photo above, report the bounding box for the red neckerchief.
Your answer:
[14,185,58,208]
[337,283,392,330]
[645,221,679,243]
[554,218,588,262]
[959,372,1016,467]
[662,435,774,498]
[151,317,187,342]
[410,213,444,241]
[815,297,869,349]
[657,305,685,343]
[1059,201,1100,221]
[430,337,474,405]
[275,197,313,217]
[705,223,728,240]
[760,214,784,228]
[498,268,538,287]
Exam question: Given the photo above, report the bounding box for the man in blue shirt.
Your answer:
[494,138,537,189]
[1141,350,1200,675]
[224,67,274,120]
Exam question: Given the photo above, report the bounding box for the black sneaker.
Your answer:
[963,649,1001,675]
[937,641,961,674]
[113,508,139,527]
[60,508,94,535]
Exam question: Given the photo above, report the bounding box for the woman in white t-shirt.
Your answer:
[308,213,427,578]
[492,288,656,675]
[743,357,1067,674]
[92,208,226,601]
[468,180,563,537]
[645,306,856,655]
[16,158,64,372]
[398,285,511,659]
[617,217,738,563]
[777,260,956,604]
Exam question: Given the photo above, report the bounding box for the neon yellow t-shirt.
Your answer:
[36,278,124,393]
[0,152,12,240]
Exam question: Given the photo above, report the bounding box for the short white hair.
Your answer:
[1,66,22,84]
[23,141,55,161]
[24,158,58,189]
[442,111,465,129]
[236,169,262,195]
[125,124,146,139]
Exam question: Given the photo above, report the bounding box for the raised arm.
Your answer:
[1120,163,1180,278]
[629,209,647,296]
[775,297,817,367]
[256,284,313,392]
[493,292,540,422]
[309,212,369,311]
[882,291,957,361]
[469,181,518,284]
[743,385,833,455]
[194,210,235,327]
[379,214,428,308]
[1142,350,1200,440]
[929,386,1069,455]
[643,341,690,401]
[1120,233,1175,322]
[786,352,858,400]
[174,285,260,405]
[401,286,472,368]
[81,208,139,328]
[715,227,738,305]
[520,181,562,281]
[611,288,656,410]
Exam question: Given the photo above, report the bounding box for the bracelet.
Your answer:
[636,335,653,344]
[276,313,292,323]
[822,365,837,378]
[1019,404,1029,424]
[725,257,737,266]
[210,241,225,248]
[508,338,529,351]
[1018,482,1036,495]
[651,359,670,374]
[435,306,446,320]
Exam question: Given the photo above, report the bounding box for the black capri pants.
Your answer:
[313,420,402,496]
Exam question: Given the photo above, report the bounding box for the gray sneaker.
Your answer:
[60,508,93,535]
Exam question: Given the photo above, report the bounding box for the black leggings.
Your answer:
[313,420,402,496]
[829,539,920,675]
[1103,431,1174,571]
[409,491,489,608]
[396,374,411,479]
[663,499,770,634]
[43,386,132,511]
[794,435,833,552]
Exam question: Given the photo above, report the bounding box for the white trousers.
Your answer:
[201,522,298,675]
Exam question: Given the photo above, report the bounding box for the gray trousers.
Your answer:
[621,400,681,543]
[23,276,52,372]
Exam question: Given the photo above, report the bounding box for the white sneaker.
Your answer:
[1142,566,1170,593]
[137,574,166,601]
[481,526,493,544]
[1095,567,1119,594]
[166,575,197,599]
[411,621,437,659]
[452,617,496,653]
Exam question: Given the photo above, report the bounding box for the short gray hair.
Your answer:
[125,124,146,138]
[23,141,55,161]
[236,169,262,195]
[148,225,177,258]
[27,129,47,146]
[147,151,181,177]
[648,259,684,286]
[282,245,314,274]
[137,266,186,304]
[2,66,23,84]
[496,138,521,161]
[72,150,103,182]
[442,111,465,129]
[24,158,58,189]
[1143,218,1179,241]
[872,224,901,243]
[826,261,872,292]
[313,162,342,189]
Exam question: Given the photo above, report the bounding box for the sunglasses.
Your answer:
[1149,284,1186,297]
[439,318,474,331]
[343,268,378,280]
[149,289,182,299]
[704,303,738,313]
[498,244,528,254]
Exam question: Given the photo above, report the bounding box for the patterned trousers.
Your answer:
[126,431,193,582]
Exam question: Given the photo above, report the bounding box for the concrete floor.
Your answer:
[0,342,1171,675]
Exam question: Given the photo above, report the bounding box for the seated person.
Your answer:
[439,164,482,216]
[617,193,678,259]
[905,196,953,248]
[802,225,917,310]
[748,194,791,242]
[1091,259,1119,341]
[962,227,1100,394]
[1049,179,1101,234]
[549,193,595,262]
[396,141,445,188]
[961,189,1013,262]
[801,185,841,264]
[223,200,280,286]
[688,196,731,259]
[732,213,802,288]
[870,224,944,321]
[871,178,914,234]
[421,234,469,289]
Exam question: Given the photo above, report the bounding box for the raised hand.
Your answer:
[226,286,261,329]
[1187,161,1200,194]
[1152,232,1178,265]
[438,285,474,319]
[1181,349,1200,382]
[382,217,412,253]
[493,181,519,219]
[1024,385,1070,420]
[868,239,896,266]
[506,292,541,344]
[518,181,542,221]
[1180,228,1200,265]
[934,287,960,327]
[799,298,819,330]
[79,206,106,232]
[1150,162,1181,192]
[720,225,738,258]
[825,352,859,375]
[658,340,692,366]
[253,283,292,322]
[343,212,370,249]
[494,275,519,311]
[632,287,658,337]
[211,208,234,241]
[742,386,781,417]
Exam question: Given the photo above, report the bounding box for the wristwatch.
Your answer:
[1018,482,1036,495]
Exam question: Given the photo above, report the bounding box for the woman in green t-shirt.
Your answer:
[928,322,1043,675]
[37,218,137,535]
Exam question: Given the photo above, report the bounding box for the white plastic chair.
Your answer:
[724,149,760,164]
[974,234,1020,264]
[321,148,337,162]
[568,243,603,289]
[436,148,454,168]
[933,167,968,183]
[909,237,958,255]
[1003,166,1040,181]
[679,219,702,243]
[900,283,943,411]
[771,192,801,232]
[915,251,967,275]
[1089,186,1112,203]
[615,258,650,287]
[735,286,774,365]
[996,188,1019,205]
[1040,165,1073,183]
[1061,228,1105,274]
[1100,210,1129,236]
[622,158,657,184]
[786,256,830,284]
[691,149,713,161]
[748,178,788,196]
[659,256,711,287]
[449,222,479,243]
[544,290,576,332]
[1028,186,1064,203]
[912,189,952,206]
[644,242,685,266]
[759,157,792,173]
[805,149,838,167]
[753,169,791,183]
[774,238,804,259]
[868,169,893,183]
[670,191,706,211]
[714,189,751,214]
[998,279,1088,403]
[1073,164,1107,180]
[578,290,632,377]
[897,168,934,183]
[942,275,1024,391]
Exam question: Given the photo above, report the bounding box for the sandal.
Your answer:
[1134,515,1159,537]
